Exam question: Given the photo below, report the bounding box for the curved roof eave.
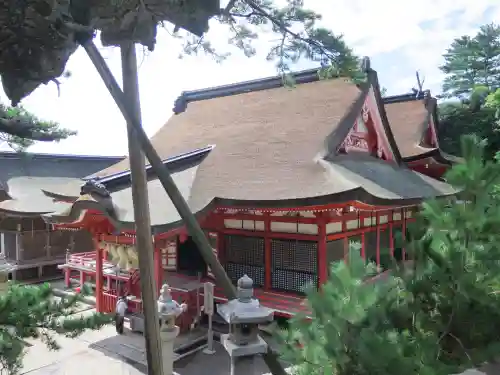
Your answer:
[42,199,121,229]
[0,207,54,218]
[41,189,79,202]
[0,198,66,217]
[403,148,462,166]
[44,185,458,234]
[402,147,439,162]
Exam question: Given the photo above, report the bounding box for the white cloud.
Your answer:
[1,0,499,155]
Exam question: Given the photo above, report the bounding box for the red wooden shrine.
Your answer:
[51,65,453,332]
[56,199,416,331]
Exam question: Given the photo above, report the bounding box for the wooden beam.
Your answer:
[120,42,164,375]
[220,212,318,224]
[82,40,235,297]
[221,227,319,241]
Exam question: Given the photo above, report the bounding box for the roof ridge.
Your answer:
[172,67,324,114]
[383,89,431,104]
[0,151,125,160]
[93,145,214,185]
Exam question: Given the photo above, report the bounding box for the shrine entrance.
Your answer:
[177,236,207,277]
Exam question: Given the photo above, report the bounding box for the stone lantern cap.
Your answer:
[217,275,274,324]
[157,283,187,319]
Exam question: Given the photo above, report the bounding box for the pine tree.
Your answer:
[440,23,500,98]
[485,87,500,124]
[181,0,360,78]
[0,104,76,152]
[280,135,500,375]
[0,281,112,374]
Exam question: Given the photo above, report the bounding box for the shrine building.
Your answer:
[383,91,461,179]
[0,59,457,327]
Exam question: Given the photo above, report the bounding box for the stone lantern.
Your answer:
[157,283,188,375]
[218,275,274,374]
[157,283,188,330]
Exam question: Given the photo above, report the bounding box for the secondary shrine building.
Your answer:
[8,59,457,326]
[384,91,461,179]
[0,152,123,280]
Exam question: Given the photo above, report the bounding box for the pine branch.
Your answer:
[0,117,63,141]
[0,104,76,151]
[178,0,359,79]
[242,0,335,61]
[0,282,113,371]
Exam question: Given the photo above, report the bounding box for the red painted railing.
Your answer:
[102,291,118,314]
[67,252,97,266]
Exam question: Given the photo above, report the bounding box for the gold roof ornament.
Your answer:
[108,243,120,266]
[116,245,128,269]
[126,246,139,269]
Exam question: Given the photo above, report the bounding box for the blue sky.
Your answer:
[1,0,499,156]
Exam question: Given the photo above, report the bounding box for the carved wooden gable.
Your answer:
[337,89,396,161]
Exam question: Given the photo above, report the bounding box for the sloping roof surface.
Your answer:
[0,152,124,190]
[0,152,124,216]
[93,78,362,179]
[383,98,434,158]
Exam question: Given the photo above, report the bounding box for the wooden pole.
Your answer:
[83,40,287,375]
[83,40,234,298]
[120,42,164,375]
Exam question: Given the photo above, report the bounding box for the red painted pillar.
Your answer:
[376,218,381,266]
[402,209,407,260]
[361,232,366,260]
[343,237,349,261]
[342,217,348,262]
[154,243,163,296]
[94,236,103,313]
[317,215,327,285]
[264,213,271,290]
[389,222,394,257]
[64,269,70,288]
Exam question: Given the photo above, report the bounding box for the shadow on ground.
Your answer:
[89,331,147,374]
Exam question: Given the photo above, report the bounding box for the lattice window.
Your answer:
[326,239,344,275]
[271,239,318,294]
[225,263,265,287]
[271,239,317,273]
[392,226,409,261]
[378,229,392,271]
[223,235,264,287]
[224,235,264,266]
[271,269,317,294]
[162,241,177,271]
[364,231,378,262]
[346,235,362,259]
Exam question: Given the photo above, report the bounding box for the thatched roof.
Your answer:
[383,92,462,166]
[383,93,435,158]
[40,67,457,231]
[0,0,219,105]
[0,152,123,217]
